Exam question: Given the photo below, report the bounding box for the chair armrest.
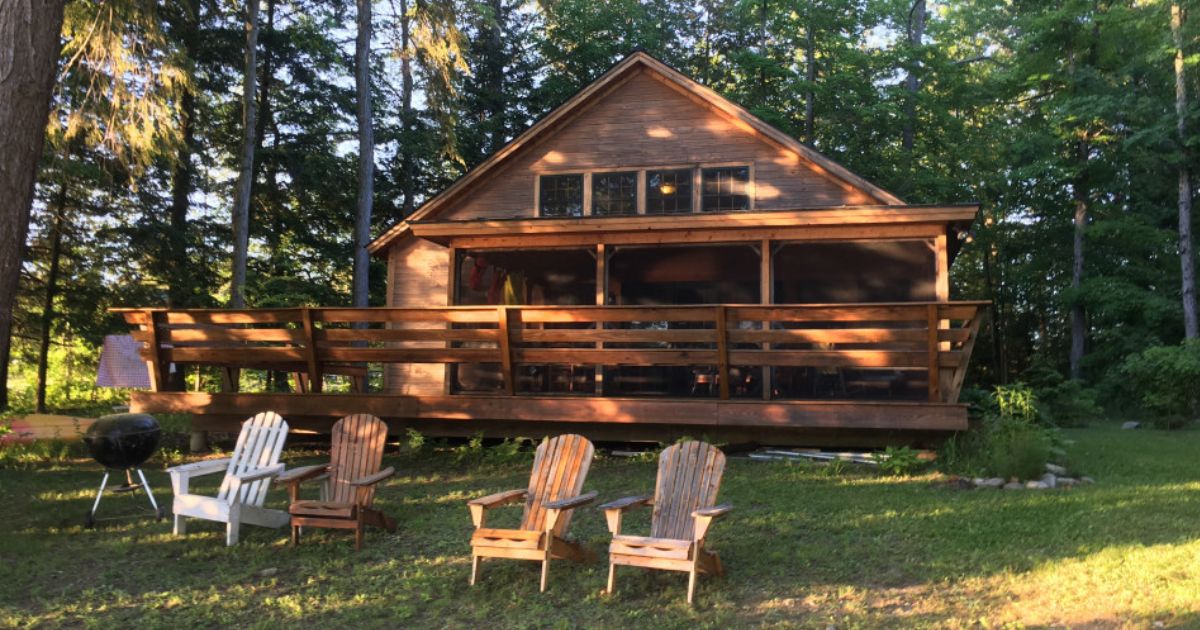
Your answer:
[467,488,527,508]
[598,494,653,512]
[467,489,527,528]
[275,464,329,485]
[544,490,598,511]
[692,503,733,542]
[692,504,733,519]
[231,463,285,484]
[351,466,395,487]
[167,457,231,479]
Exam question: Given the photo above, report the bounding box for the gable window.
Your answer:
[539,174,584,217]
[645,169,693,214]
[592,171,638,216]
[701,166,750,212]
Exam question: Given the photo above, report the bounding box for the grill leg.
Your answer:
[89,471,110,521]
[135,468,161,517]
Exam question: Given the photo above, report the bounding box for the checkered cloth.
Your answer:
[96,334,151,388]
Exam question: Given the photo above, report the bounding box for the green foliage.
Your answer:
[940,383,1055,480]
[872,446,927,477]
[1119,340,1200,429]
[405,428,426,454]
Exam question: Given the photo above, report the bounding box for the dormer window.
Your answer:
[539,174,584,217]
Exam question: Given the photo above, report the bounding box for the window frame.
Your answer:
[699,164,754,213]
[535,162,754,217]
[536,173,586,218]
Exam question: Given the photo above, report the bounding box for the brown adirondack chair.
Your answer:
[467,434,597,592]
[600,440,732,604]
[276,414,395,550]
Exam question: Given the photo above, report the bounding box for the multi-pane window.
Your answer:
[592,171,638,216]
[539,174,584,217]
[645,169,693,214]
[701,166,751,212]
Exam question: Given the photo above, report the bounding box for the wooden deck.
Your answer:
[114,302,984,445]
[129,391,967,447]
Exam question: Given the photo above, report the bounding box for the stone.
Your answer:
[1058,477,1079,487]
[1045,463,1068,475]
[1004,481,1024,490]
[975,477,1005,489]
[1040,473,1057,489]
[1080,476,1096,484]
[1025,480,1050,489]
[1121,421,1141,430]
[257,567,278,578]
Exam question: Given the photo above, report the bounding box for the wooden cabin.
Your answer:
[118,52,984,446]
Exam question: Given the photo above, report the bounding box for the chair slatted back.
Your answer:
[217,411,289,505]
[520,434,594,535]
[327,414,388,505]
[650,441,726,540]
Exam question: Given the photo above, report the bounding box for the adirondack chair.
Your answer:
[276,414,396,550]
[599,440,732,604]
[168,411,291,546]
[467,434,597,592]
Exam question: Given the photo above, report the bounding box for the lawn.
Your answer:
[2,422,1199,629]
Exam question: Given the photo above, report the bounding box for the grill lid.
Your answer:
[84,413,161,469]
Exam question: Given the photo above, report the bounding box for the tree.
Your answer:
[353,0,375,309]
[1172,2,1197,339]
[0,0,66,410]
[230,0,260,309]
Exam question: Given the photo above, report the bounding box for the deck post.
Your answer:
[498,306,516,396]
[716,306,731,400]
[146,310,168,392]
[595,243,606,395]
[760,239,772,400]
[301,307,323,393]
[926,304,940,402]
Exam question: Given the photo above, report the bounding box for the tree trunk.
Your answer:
[0,0,66,411]
[35,184,68,413]
[1070,137,1089,380]
[485,0,505,155]
[168,0,198,313]
[230,0,260,309]
[352,0,374,308]
[400,0,415,216]
[804,4,815,146]
[902,0,926,154]
[1173,3,1198,339]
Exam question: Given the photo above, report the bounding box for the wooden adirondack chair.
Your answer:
[600,440,733,604]
[276,414,396,550]
[467,434,598,592]
[168,411,291,546]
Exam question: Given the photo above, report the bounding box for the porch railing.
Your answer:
[114,301,987,403]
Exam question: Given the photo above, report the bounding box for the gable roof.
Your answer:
[368,51,905,254]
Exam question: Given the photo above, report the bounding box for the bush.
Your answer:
[1119,340,1200,429]
[873,446,927,476]
[938,383,1056,480]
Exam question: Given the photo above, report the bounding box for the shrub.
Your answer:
[938,382,1056,480]
[873,446,927,476]
[1037,379,1103,428]
[1119,340,1200,429]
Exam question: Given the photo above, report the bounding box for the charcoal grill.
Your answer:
[82,413,165,528]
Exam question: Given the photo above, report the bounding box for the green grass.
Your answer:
[2,423,1199,628]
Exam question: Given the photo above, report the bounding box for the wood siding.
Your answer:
[440,70,874,221]
[385,238,449,394]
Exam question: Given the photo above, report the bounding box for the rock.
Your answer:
[1004,481,1024,490]
[1121,421,1141,430]
[1040,473,1057,489]
[1025,480,1050,489]
[974,477,1004,489]
[1045,463,1067,475]
[1058,477,1078,487]
[257,567,278,578]
[1080,476,1096,484]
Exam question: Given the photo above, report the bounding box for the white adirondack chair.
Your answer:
[168,411,291,546]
